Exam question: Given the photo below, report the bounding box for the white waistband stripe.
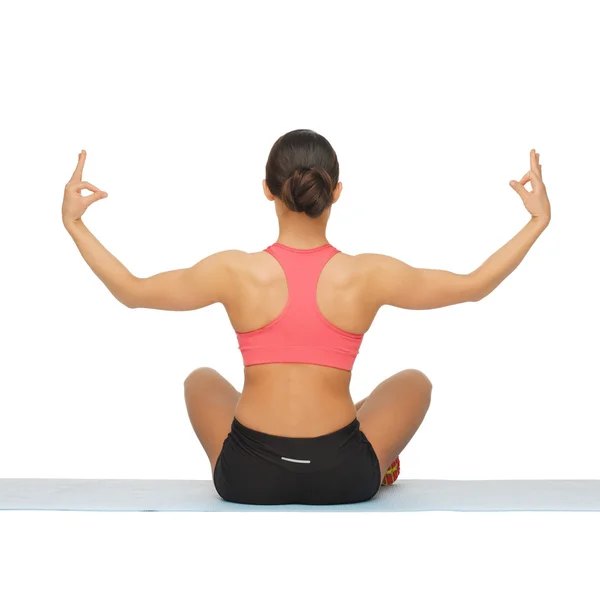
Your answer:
[281,456,311,464]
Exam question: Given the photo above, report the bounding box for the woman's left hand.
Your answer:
[62,150,108,225]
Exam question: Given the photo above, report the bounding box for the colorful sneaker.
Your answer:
[381,456,400,486]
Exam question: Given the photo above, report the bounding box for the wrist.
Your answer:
[64,218,84,233]
[531,215,550,229]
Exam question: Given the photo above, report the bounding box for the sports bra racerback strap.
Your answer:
[264,242,340,312]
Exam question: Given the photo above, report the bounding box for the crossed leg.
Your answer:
[355,369,433,483]
[184,366,432,484]
[184,367,240,477]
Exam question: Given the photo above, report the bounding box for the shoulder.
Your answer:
[196,249,249,272]
[348,252,415,307]
[329,251,407,299]
[345,252,409,278]
[187,249,250,292]
[320,250,405,282]
[197,247,276,288]
[214,248,406,279]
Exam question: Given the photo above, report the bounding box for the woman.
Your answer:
[62,131,551,505]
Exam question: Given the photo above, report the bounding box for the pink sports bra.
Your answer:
[235,242,364,371]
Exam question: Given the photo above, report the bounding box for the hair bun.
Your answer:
[265,129,340,218]
[281,165,333,218]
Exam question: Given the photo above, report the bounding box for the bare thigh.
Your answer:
[183,367,240,476]
[356,369,432,482]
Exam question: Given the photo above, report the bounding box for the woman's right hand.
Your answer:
[509,149,551,223]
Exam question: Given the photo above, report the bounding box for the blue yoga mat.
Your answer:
[1,479,599,512]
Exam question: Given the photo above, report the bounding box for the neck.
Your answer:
[276,214,329,249]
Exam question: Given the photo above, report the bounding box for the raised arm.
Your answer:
[64,216,242,310]
[128,250,243,311]
[362,149,551,310]
[361,254,480,310]
[62,149,241,311]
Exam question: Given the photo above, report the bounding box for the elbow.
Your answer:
[120,295,139,309]
[469,286,484,302]
[472,287,491,302]
[466,273,485,302]
[119,294,141,310]
[120,276,142,309]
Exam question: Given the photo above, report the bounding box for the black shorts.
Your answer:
[213,416,381,505]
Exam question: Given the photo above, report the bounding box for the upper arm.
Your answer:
[359,253,480,310]
[128,249,244,311]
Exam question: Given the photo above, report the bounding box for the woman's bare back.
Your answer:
[223,249,379,436]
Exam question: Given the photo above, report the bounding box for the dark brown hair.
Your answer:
[265,129,339,218]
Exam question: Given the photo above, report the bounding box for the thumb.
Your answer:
[84,190,108,207]
[509,180,527,196]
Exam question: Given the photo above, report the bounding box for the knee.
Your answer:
[402,368,433,399]
[183,367,220,397]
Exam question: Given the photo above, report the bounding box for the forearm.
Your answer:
[470,216,550,301]
[64,219,137,306]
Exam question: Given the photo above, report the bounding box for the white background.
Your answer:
[1,0,599,598]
